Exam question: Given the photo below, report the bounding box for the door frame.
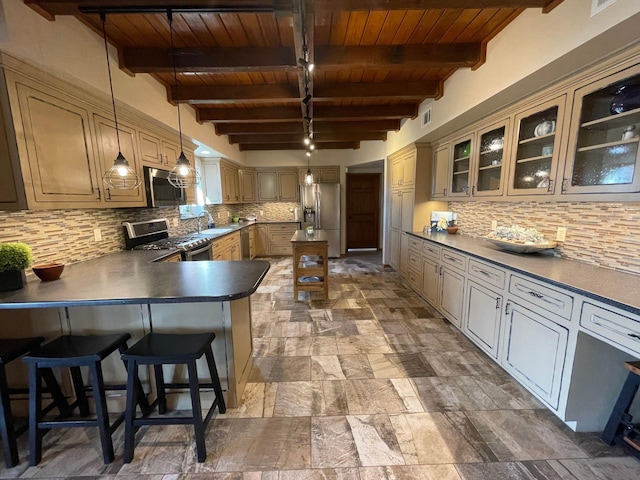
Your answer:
[346,172,382,250]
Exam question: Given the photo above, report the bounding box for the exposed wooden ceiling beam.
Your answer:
[121,47,296,74]
[169,85,300,104]
[229,131,386,143]
[176,81,438,103]
[239,141,360,151]
[197,104,418,122]
[308,1,561,11]
[316,44,481,69]
[314,82,439,101]
[25,1,292,19]
[216,119,400,135]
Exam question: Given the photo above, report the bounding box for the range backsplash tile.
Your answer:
[449,201,640,275]
[0,201,300,272]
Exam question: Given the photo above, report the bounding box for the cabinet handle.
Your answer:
[439,265,443,275]
[476,269,491,278]
[505,302,510,315]
[158,153,163,163]
[527,290,544,299]
[471,185,476,195]
[496,297,501,310]
[105,188,111,200]
[434,264,438,274]
[94,188,101,200]
[561,177,568,193]
[627,333,640,340]
[443,188,447,196]
[547,179,553,193]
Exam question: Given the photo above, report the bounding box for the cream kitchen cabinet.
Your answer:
[298,166,340,184]
[438,264,465,328]
[239,168,256,202]
[431,143,450,199]
[563,65,640,194]
[390,148,416,188]
[464,280,503,359]
[138,131,181,169]
[248,225,256,259]
[221,161,240,203]
[201,158,242,205]
[501,301,569,409]
[388,188,414,271]
[507,96,567,196]
[257,170,299,202]
[211,231,241,261]
[93,114,145,204]
[255,224,269,256]
[449,134,473,197]
[253,223,298,256]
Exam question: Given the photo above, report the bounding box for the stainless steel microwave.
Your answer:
[144,167,186,207]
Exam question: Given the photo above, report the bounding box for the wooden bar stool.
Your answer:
[22,334,150,465]
[0,337,70,468]
[601,361,640,458]
[121,332,226,463]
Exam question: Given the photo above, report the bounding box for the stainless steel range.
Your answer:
[123,218,213,261]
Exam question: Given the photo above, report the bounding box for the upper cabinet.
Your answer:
[474,120,509,197]
[220,160,240,203]
[563,66,640,195]
[298,166,340,184]
[390,149,416,188]
[257,169,299,202]
[508,96,566,196]
[239,168,256,202]
[431,50,640,202]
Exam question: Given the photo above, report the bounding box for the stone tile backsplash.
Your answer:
[0,202,299,267]
[449,201,640,275]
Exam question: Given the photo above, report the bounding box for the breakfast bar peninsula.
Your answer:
[0,251,270,409]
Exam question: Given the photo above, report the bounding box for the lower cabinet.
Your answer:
[501,301,568,409]
[254,223,299,256]
[421,256,440,307]
[211,232,241,260]
[438,266,465,328]
[255,224,269,256]
[464,280,503,359]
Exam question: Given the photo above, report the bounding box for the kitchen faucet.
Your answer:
[197,211,214,233]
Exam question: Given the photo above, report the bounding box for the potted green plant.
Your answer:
[0,242,33,291]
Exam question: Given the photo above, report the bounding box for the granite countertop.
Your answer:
[195,220,300,239]
[0,251,270,309]
[408,231,640,315]
[290,230,328,243]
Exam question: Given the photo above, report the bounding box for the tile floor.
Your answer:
[2,251,640,479]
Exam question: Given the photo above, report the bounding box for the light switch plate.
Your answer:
[173,218,179,227]
[556,227,567,242]
[93,228,102,242]
[491,220,497,230]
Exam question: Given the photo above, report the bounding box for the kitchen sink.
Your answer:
[199,227,235,235]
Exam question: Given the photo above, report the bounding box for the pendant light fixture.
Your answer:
[100,13,141,190]
[166,10,200,189]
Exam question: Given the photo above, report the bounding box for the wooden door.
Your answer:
[346,173,380,249]
[139,131,163,166]
[93,115,145,204]
[278,171,299,201]
[257,171,278,201]
[16,83,101,206]
[239,169,256,202]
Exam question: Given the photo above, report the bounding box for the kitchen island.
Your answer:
[0,252,270,410]
[291,229,329,301]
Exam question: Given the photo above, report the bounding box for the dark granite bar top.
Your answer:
[290,230,328,243]
[0,251,270,310]
[407,231,640,315]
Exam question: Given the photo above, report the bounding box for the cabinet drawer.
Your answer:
[509,275,573,320]
[580,302,640,355]
[441,249,467,271]
[407,268,422,291]
[422,242,441,261]
[408,236,422,251]
[408,250,422,272]
[269,224,297,233]
[210,238,226,251]
[269,232,293,244]
[270,245,292,255]
[468,258,506,290]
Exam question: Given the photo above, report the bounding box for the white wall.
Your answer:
[0,0,244,163]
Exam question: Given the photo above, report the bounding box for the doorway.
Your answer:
[346,173,381,250]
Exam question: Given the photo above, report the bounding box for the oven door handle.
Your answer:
[185,242,212,260]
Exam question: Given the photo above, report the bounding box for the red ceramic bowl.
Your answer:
[32,263,64,281]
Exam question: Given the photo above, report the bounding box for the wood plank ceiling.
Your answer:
[26,0,565,152]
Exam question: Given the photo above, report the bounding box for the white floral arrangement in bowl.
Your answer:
[486,225,557,253]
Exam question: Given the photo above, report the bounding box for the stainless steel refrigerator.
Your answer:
[300,183,341,258]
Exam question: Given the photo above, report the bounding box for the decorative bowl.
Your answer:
[446,226,459,234]
[485,237,557,254]
[32,263,64,281]
[610,84,640,115]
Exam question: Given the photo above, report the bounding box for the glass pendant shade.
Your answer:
[168,151,200,188]
[304,168,314,185]
[100,15,141,190]
[103,152,142,189]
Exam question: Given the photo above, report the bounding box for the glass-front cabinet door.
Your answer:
[473,120,509,196]
[508,96,566,196]
[449,135,473,197]
[563,67,640,194]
